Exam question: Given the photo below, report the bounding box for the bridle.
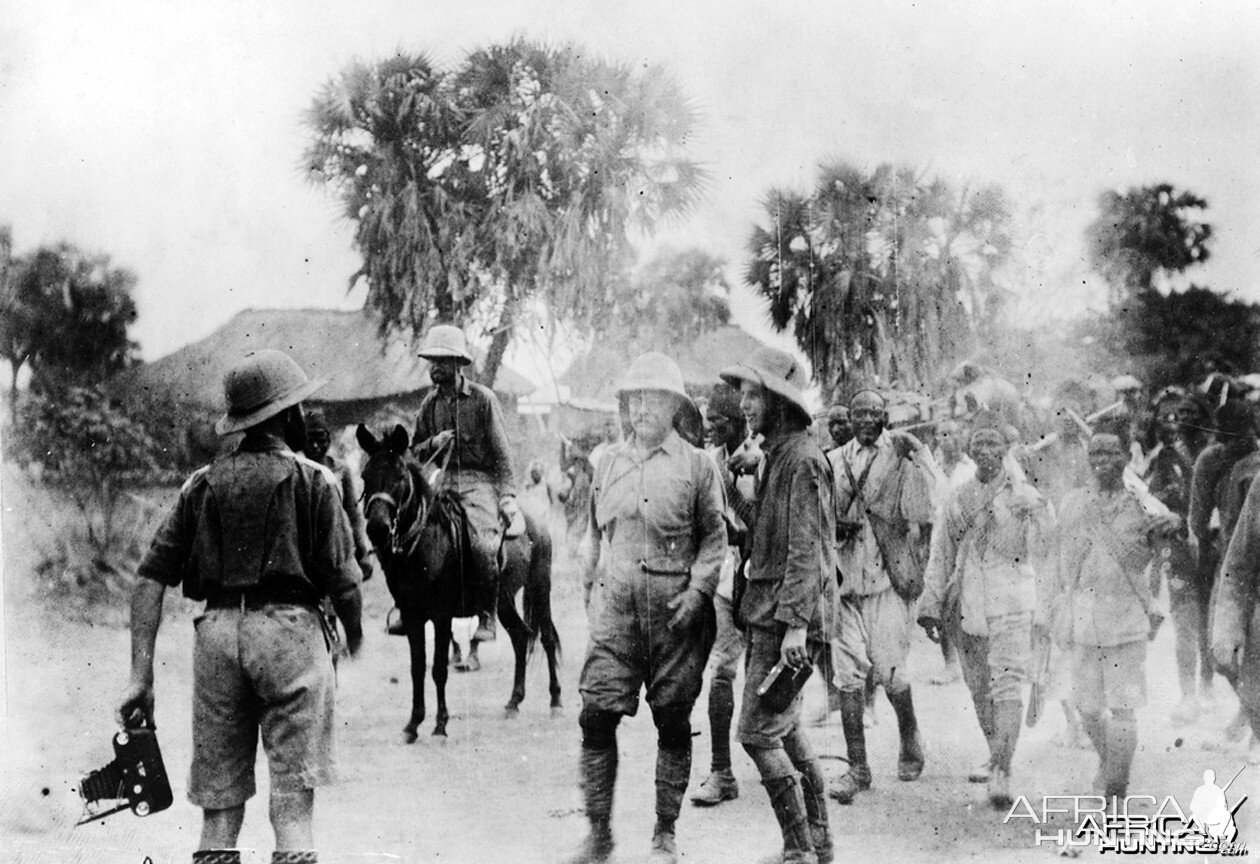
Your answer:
[366,458,425,558]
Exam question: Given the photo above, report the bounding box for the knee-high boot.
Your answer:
[1104,713,1138,801]
[828,689,870,804]
[563,745,617,864]
[987,699,1022,809]
[762,775,818,864]
[887,686,926,781]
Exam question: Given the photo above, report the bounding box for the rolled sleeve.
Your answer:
[136,478,199,587]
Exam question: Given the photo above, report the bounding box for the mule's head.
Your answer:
[356,424,414,553]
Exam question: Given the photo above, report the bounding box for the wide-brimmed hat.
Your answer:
[616,352,692,404]
[216,349,326,435]
[417,324,473,365]
[720,347,811,423]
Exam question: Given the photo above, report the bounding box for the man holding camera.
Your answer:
[721,347,837,864]
[119,349,364,864]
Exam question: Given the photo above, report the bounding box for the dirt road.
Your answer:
[3,544,1259,863]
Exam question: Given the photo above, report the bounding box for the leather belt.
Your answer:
[204,587,320,611]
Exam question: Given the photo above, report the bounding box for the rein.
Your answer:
[366,440,454,559]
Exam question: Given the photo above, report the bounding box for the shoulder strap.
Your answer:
[839,452,878,515]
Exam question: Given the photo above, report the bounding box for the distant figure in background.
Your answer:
[691,386,756,808]
[1190,400,1260,749]
[304,410,373,582]
[826,404,853,450]
[1141,389,1212,725]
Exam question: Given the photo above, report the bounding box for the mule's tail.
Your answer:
[522,516,561,666]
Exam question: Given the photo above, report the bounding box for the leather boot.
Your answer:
[1103,714,1137,801]
[988,699,1022,809]
[887,686,926,781]
[796,758,833,864]
[761,775,818,864]
[828,689,870,804]
[650,745,690,864]
[563,745,617,864]
[1077,712,1107,793]
[649,819,678,864]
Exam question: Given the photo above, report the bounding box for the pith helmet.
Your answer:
[418,324,473,365]
[720,347,811,424]
[616,352,691,403]
[216,349,326,435]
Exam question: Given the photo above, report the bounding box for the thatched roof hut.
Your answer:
[110,309,535,461]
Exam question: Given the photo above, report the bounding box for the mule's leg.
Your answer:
[500,593,529,716]
[432,616,452,737]
[455,634,481,673]
[403,619,427,744]
[542,618,563,712]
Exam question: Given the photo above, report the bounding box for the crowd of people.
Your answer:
[118,331,1260,864]
[566,353,1260,864]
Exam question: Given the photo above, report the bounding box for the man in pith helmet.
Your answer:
[565,351,726,864]
[120,349,364,864]
[721,346,838,864]
[411,323,520,643]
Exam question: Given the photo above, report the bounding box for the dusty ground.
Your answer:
[3,464,1259,864]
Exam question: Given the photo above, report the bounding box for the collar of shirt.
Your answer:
[841,429,890,460]
[627,428,686,462]
[236,434,294,455]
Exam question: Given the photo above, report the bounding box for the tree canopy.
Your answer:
[598,247,731,354]
[305,39,704,385]
[0,235,139,410]
[1086,183,1212,303]
[746,162,1013,400]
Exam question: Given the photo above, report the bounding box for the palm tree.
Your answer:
[305,40,705,386]
[747,162,1012,399]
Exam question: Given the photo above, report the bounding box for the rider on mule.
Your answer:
[411,324,520,643]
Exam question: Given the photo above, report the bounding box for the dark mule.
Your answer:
[356,425,562,741]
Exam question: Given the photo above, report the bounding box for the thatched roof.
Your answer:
[561,326,774,402]
[111,308,535,414]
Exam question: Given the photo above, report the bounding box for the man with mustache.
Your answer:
[410,324,519,645]
[566,352,726,864]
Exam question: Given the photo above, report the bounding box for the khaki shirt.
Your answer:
[585,430,726,597]
[829,431,938,597]
[921,471,1054,636]
[1056,486,1163,647]
[138,438,361,615]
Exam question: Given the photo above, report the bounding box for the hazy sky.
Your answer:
[2,0,1258,379]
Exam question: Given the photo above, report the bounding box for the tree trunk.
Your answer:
[482,295,517,390]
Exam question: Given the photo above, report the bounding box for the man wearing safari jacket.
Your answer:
[721,347,838,864]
